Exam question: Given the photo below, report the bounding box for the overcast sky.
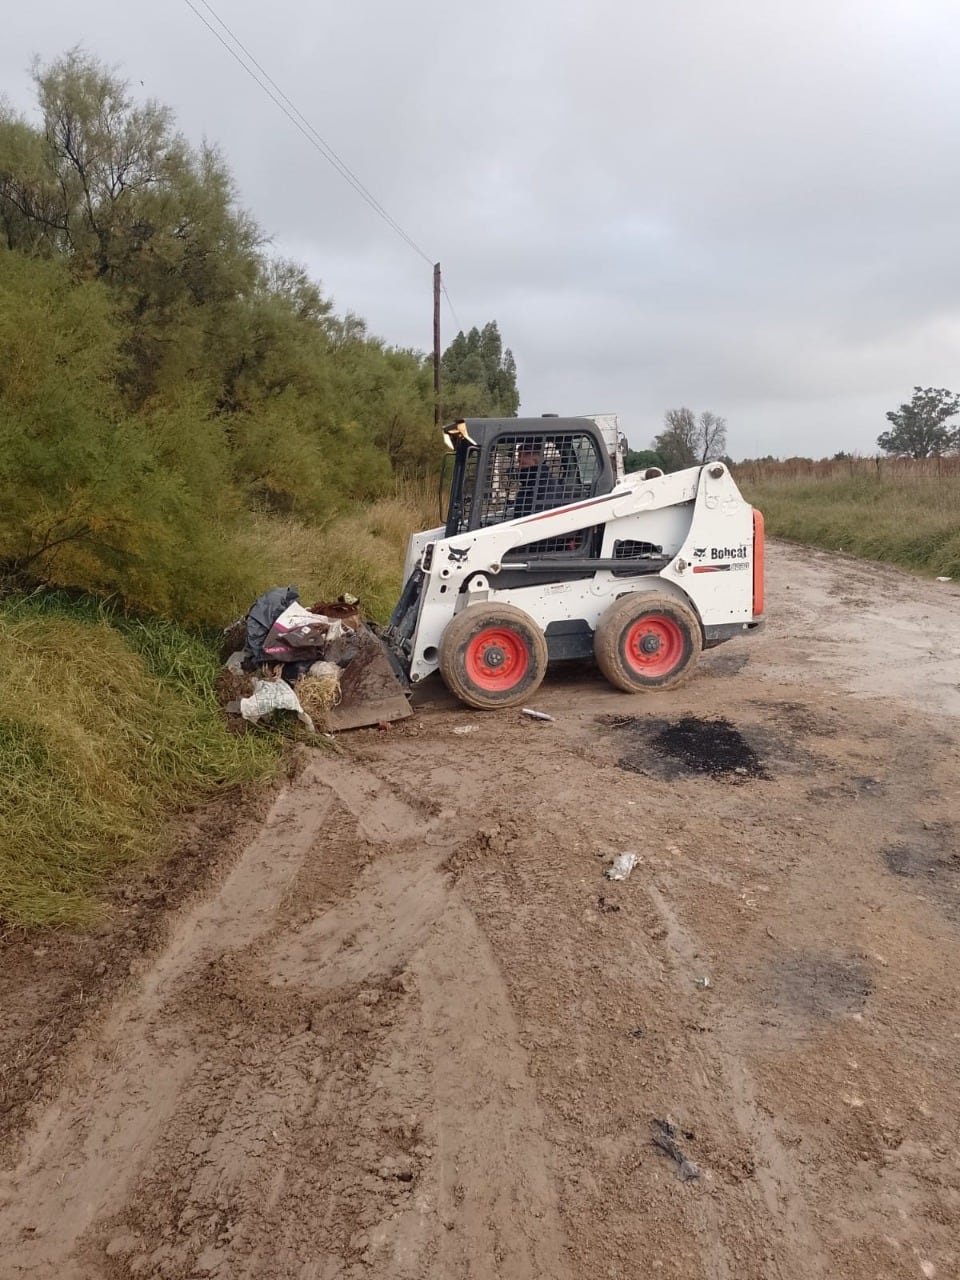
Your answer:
[3,0,959,457]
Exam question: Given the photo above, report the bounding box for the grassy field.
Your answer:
[0,487,437,929]
[737,457,960,580]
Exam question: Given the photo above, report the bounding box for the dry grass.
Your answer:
[250,482,438,624]
[294,667,342,724]
[737,458,960,579]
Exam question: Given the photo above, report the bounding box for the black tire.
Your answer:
[594,592,702,692]
[438,603,548,710]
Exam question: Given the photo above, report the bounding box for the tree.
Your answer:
[653,408,697,471]
[624,448,665,473]
[0,50,451,620]
[695,411,727,464]
[0,50,264,408]
[440,321,519,418]
[0,250,261,619]
[652,407,727,470]
[877,386,960,458]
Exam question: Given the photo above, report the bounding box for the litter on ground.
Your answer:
[651,1119,701,1182]
[605,852,640,881]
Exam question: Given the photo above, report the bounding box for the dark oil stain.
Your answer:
[601,714,769,782]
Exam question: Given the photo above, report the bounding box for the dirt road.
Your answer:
[2,542,960,1280]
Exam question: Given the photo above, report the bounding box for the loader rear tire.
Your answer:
[594,593,702,692]
[438,603,548,710]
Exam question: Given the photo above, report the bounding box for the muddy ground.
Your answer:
[2,541,960,1280]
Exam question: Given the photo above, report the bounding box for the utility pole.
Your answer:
[433,262,441,427]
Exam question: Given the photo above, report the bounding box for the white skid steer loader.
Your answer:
[347,414,765,717]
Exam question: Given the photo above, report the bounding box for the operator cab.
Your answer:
[442,417,618,550]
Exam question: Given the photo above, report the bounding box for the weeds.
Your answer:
[739,461,960,579]
[0,595,280,927]
[253,483,438,623]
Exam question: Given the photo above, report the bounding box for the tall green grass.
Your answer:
[0,592,282,927]
[739,462,960,579]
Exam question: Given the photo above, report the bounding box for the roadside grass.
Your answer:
[0,592,282,928]
[738,461,960,580]
[0,485,434,928]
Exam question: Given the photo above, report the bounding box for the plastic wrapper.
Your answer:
[605,852,640,881]
[236,678,315,732]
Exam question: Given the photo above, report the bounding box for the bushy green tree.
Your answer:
[0,251,261,618]
[878,387,960,458]
[0,50,506,619]
[624,448,666,472]
[440,321,519,418]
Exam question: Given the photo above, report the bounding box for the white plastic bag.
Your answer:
[605,852,640,881]
[239,679,315,733]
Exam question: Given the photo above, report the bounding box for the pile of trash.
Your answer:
[218,586,364,734]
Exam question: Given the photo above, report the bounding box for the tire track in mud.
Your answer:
[413,900,570,1280]
[5,543,960,1280]
[436,809,815,1280]
[0,755,567,1280]
[643,882,830,1280]
[390,683,960,1280]
[0,765,336,1278]
[366,725,819,1280]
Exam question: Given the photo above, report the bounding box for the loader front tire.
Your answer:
[594,593,702,693]
[438,603,548,710]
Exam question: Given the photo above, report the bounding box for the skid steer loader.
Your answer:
[350,417,762,721]
[330,415,764,725]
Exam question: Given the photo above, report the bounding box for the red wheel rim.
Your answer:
[623,615,685,678]
[465,627,529,691]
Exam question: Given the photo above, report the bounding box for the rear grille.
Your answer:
[613,539,663,559]
[513,531,592,556]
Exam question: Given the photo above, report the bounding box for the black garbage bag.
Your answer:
[280,660,314,684]
[245,586,299,666]
[324,633,362,669]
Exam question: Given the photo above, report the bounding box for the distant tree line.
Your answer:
[628,385,960,472]
[0,51,519,620]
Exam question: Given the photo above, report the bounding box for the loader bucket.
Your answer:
[324,624,412,732]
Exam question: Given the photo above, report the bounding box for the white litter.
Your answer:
[521,708,555,721]
[452,724,479,735]
[605,852,640,881]
[238,679,315,733]
[308,660,342,679]
[935,576,952,583]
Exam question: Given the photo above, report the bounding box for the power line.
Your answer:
[182,0,435,267]
[441,284,462,333]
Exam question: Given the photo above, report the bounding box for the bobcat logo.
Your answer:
[693,547,707,559]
